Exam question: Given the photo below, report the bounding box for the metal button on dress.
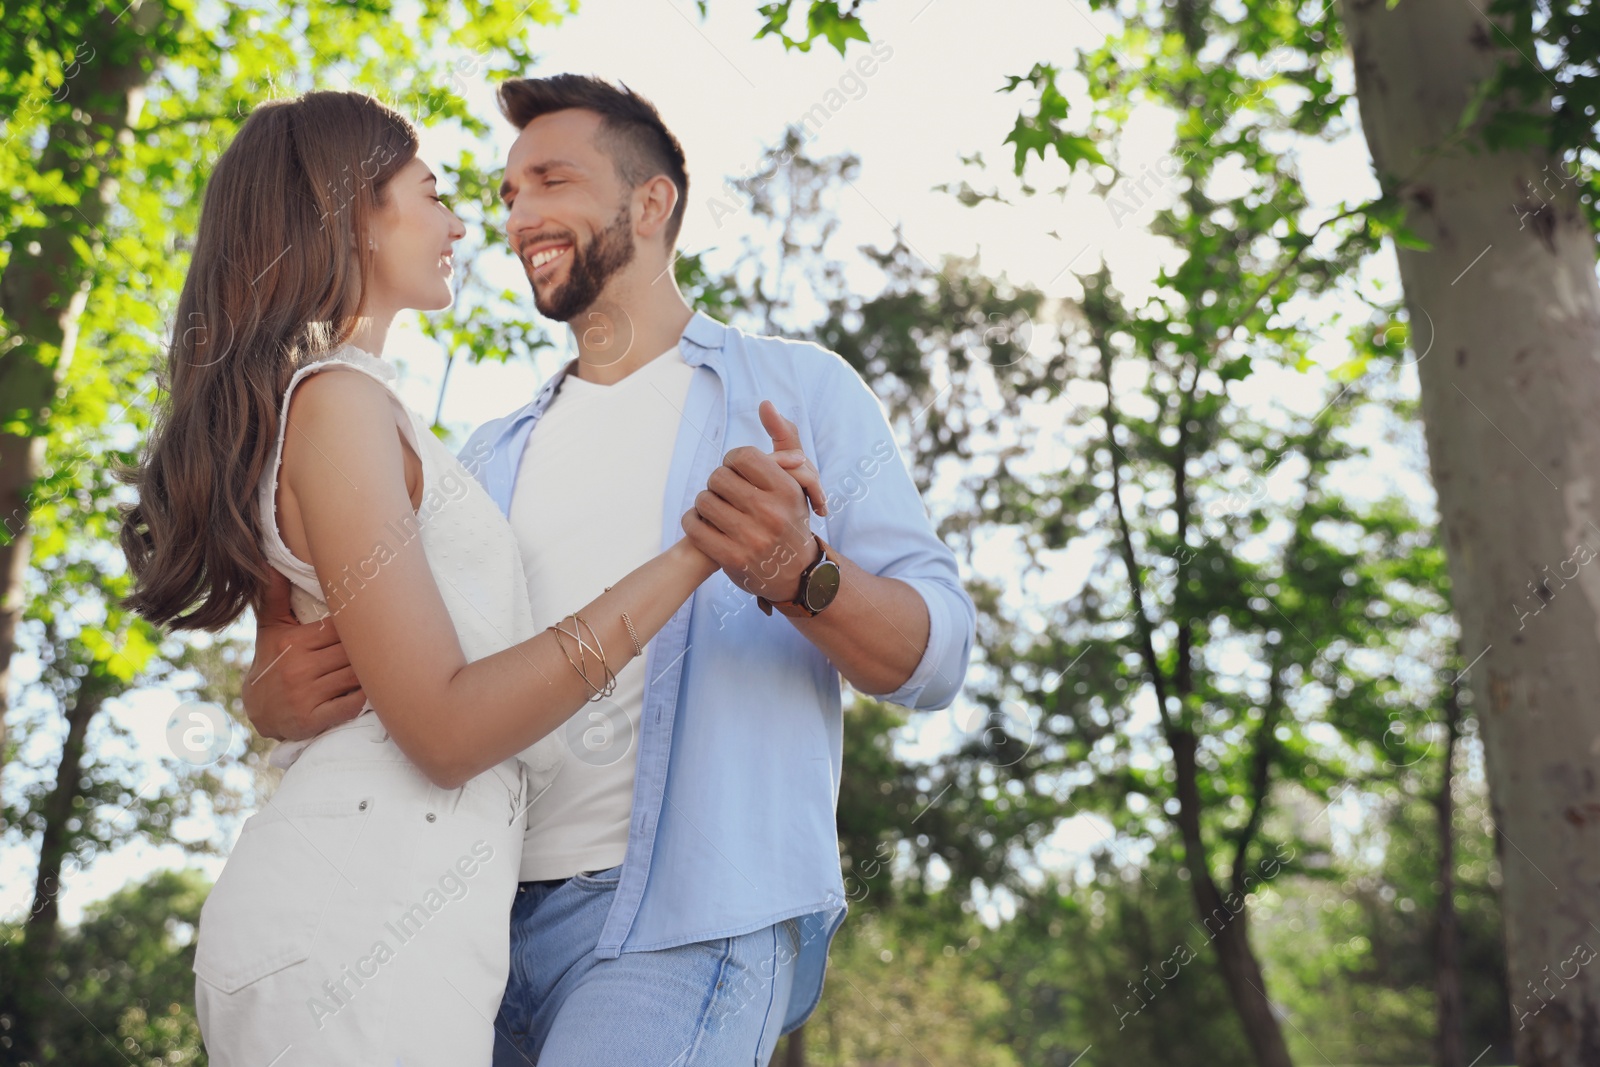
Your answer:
[426,812,436,822]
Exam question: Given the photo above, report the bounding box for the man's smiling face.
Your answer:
[499,108,638,323]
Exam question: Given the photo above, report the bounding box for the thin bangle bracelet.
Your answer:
[621,611,644,657]
[602,588,642,656]
[548,617,614,700]
[547,623,601,698]
[569,613,617,699]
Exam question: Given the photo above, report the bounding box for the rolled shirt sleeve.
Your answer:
[810,349,976,711]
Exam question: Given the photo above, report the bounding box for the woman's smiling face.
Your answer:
[367,156,467,316]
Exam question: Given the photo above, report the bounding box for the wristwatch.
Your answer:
[757,534,842,618]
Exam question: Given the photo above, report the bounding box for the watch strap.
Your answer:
[757,534,831,617]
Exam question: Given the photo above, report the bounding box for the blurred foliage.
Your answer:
[803,906,1019,1067]
[1261,730,1512,1064]
[1,869,209,1067]
[978,859,1253,1066]
[0,418,258,1064]
[727,15,1512,1064]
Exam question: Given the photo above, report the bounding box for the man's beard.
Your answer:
[530,203,636,322]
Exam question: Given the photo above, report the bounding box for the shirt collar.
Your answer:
[537,308,728,398]
[678,309,728,366]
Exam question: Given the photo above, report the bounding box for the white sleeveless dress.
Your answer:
[193,343,565,1067]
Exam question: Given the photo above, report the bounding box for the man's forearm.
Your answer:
[784,546,929,696]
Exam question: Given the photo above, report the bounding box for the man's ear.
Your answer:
[635,174,679,244]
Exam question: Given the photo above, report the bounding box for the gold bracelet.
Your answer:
[561,615,602,696]
[566,613,617,700]
[600,587,644,665]
[548,617,610,700]
[575,614,618,698]
[602,586,642,658]
[547,622,602,699]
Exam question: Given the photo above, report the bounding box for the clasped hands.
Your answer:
[679,399,830,605]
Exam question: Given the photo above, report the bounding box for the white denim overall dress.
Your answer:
[193,343,565,1066]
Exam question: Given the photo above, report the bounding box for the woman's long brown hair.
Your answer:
[119,91,418,630]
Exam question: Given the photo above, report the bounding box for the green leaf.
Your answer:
[1217,354,1254,381]
[753,1,868,54]
[807,2,870,55]
[999,64,1106,175]
[1392,225,1431,251]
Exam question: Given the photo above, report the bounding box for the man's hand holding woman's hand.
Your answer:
[680,400,829,604]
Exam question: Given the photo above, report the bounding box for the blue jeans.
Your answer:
[492,865,800,1066]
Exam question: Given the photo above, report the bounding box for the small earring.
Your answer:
[368,237,376,250]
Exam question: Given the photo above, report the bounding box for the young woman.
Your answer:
[118,91,815,1066]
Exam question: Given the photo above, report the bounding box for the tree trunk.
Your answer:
[7,674,107,1062]
[0,433,43,807]
[1340,0,1600,1062]
[0,8,157,801]
[780,1023,806,1067]
[1088,298,1296,1066]
[1436,682,1466,1067]
[1171,728,1296,1067]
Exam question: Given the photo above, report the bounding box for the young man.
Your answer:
[242,74,975,1065]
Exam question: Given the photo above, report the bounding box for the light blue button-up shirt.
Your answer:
[458,310,975,1034]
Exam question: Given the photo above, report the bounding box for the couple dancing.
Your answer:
[120,74,973,1065]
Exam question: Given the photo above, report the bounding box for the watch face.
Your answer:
[804,560,842,612]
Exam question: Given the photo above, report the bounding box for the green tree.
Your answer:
[0,341,326,1063]
[0,404,251,1063]
[709,103,1447,1065]
[980,865,1254,1067]
[0,868,212,1067]
[1296,684,1508,1064]
[737,6,1502,1066]
[752,0,1600,1060]
[1336,2,1600,1057]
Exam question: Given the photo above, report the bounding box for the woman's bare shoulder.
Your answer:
[285,361,396,422]
[280,365,409,490]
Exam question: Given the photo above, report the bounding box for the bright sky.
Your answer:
[2,0,1428,928]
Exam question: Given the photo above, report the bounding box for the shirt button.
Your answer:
[425,812,436,822]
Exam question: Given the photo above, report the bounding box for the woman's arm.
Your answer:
[281,369,716,789]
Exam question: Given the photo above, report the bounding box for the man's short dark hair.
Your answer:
[497,74,690,249]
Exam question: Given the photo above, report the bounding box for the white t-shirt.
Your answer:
[509,346,696,881]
